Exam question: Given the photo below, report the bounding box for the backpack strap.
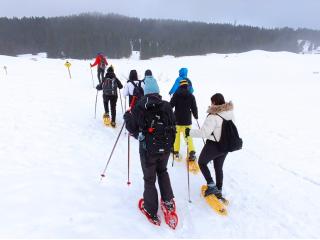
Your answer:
[211,113,224,141]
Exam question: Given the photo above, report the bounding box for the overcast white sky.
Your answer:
[1,0,319,30]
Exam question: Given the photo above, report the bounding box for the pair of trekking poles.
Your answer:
[99,96,137,185]
[94,88,124,119]
[171,119,205,203]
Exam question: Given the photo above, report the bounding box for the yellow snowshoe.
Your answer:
[103,114,111,126]
[201,185,228,216]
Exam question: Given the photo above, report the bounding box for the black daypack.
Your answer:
[102,77,118,96]
[130,80,144,99]
[143,99,176,155]
[212,114,243,152]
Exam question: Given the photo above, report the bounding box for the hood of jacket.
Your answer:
[179,68,188,78]
[207,101,233,114]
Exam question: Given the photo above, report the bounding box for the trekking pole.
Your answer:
[171,150,175,167]
[124,97,127,135]
[100,122,126,180]
[186,137,192,203]
[126,96,137,186]
[4,66,7,75]
[94,90,98,119]
[196,119,206,145]
[126,123,130,185]
[90,66,94,88]
[119,88,124,114]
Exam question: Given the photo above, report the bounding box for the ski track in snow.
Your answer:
[1,52,320,238]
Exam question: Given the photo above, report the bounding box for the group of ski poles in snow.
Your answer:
[89,52,240,223]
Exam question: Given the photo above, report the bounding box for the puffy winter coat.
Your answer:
[91,55,108,68]
[169,68,194,95]
[122,80,145,97]
[190,102,234,142]
[170,86,198,125]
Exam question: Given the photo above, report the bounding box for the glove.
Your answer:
[194,115,198,120]
[96,84,102,90]
[123,111,131,122]
[90,64,93,67]
[185,128,190,137]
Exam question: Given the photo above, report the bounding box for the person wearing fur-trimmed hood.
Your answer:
[185,93,234,198]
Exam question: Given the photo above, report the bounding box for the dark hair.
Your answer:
[211,93,225,105]
[145,69,152,76]
[129,70,138,81]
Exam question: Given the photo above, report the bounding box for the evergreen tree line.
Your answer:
[0,13,319,60]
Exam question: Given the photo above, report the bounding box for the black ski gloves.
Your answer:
[185,128,190,137]
[96,84,102,90]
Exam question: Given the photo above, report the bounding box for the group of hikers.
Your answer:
[91,53,238,224]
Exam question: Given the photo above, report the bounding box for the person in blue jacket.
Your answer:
[169,68,194,95]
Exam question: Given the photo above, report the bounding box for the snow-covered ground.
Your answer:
[0,51,320,238]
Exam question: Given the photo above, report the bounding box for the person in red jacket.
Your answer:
[90,53,108,83]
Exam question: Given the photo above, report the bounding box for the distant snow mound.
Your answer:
[17,52,48,60]
[298,40,320,54]
[130,51,140,60]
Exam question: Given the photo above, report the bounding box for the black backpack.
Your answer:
[102,77,118,96]
[130,80,144,99]
[212,114,243,152]
[143,99,176,155]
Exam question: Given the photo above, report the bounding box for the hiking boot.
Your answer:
[163,199,175,212]
[188,151,196,161]
[205,183,222,198]
[111,122,116,128]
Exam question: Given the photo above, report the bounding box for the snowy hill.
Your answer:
[1,51,320,238]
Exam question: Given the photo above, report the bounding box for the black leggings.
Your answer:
[198,140,227,190]
[103,95,118,122]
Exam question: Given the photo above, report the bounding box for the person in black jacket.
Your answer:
[170,79,198,160]
[96,66,123,127]
[124,74,176,224]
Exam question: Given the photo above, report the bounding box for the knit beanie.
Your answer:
[179,79,188,86]
[144,76,160,95]
[145,69,152,76]
[107,65,114,73]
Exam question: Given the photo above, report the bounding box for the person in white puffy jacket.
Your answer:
[122,69,145,106]
[185,93,234,198]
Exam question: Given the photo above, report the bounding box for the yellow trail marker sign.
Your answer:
[64,61,72,79]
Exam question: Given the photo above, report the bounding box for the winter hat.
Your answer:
[145,69,152,76]
[107,65,114,73]
[144,76,160,95]
[179,79,188,86]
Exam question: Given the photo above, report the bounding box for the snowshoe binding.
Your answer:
[103,113,111,126]
[138,199,161,226]
[187,152,200,174]
[201,185,228,216]
[173,152,182,162]
[160,198,178,230]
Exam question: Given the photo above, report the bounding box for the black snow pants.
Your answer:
[198,140,227,190]
[139,142,174,216]
[97,67,105,84]
[103,95,118,122]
